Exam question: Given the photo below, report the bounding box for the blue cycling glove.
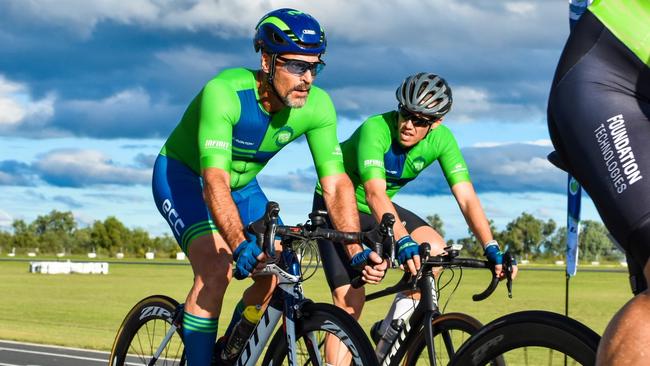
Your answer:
[232,237,262,280]
[350,248,372,271]
[483,241,503,265]
[396,235,419,265]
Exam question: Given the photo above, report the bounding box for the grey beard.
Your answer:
[282,93,307,108]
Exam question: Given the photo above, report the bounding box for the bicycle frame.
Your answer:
[366,270,441,366]
[150,237,362,366]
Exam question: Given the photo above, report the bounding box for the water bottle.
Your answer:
[220,305,263,361]
[375,318,404,361]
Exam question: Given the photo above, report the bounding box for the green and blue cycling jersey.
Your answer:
[160,67,344,188]
[318,111,471,214]
[153,67,345,252]
[589,0,650,66]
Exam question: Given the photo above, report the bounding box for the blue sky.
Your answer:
[0,1,603,240]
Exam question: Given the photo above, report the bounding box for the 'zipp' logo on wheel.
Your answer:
[140,306,172,321]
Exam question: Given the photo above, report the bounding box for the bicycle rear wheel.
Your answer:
[402,312,504,366]
[449,310,600,366]
[109,295,185,366]
[261,302,379,366]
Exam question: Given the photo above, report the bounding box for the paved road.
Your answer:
[0,340,109,366]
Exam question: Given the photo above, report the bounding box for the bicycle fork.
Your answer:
[148,304,185,366]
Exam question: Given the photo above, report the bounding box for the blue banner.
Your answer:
[566,176,581,276]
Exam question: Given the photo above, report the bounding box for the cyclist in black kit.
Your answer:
[547,1,650,364]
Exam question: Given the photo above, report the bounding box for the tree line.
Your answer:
[0,210,177,258]
[0,209,623,262]
[427,212,623,262]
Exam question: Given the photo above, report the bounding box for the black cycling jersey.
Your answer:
[548,10,650,293]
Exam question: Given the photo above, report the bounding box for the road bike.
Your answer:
[364,242,513,366]
[109,201,390,366]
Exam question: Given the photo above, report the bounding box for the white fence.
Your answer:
[29,261,109,274]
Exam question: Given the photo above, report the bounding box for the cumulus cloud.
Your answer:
[0,160,38,186]
[33,149,151,187]
[0,0,570,138]
[0,75,55,129]
[54,88,180,138]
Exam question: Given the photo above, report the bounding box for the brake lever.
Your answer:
[263,202,280,258]
[411,242,431,290]
[504,251,514,298]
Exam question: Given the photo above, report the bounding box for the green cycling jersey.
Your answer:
[160,68,345,189]
[589,0,650,66]
[319,111,471,214]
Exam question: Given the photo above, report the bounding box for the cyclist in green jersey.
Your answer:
[152,8,386,365]
[314,72,518,336]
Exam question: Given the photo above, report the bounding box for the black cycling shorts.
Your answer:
[312,192,429,291]
[547,10,650,292]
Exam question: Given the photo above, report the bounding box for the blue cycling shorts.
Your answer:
[152,154,281,254]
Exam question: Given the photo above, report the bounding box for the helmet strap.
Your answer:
[267,54,284,103]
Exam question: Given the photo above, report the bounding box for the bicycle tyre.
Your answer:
[261,302,379,366]
[449,310,600,366]
[402,312,505,366]
[109,295,185,366]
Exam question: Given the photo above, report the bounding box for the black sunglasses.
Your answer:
[398,105,435,127]
[276,55,326,76]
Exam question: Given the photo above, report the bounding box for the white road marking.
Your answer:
[0,347,106,363]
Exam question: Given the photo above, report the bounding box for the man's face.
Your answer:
[397,108,437,147]
[267,53,322,108]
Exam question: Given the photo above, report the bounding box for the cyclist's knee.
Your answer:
[410,226,446,254]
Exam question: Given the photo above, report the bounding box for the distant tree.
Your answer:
[11,219,38,252]
[71,227,92,254]
[426,214,445,238]
[456,220,498,258]
[546,226,567,259]
[579,220,616,261]
[31,210,76,253]
[0,230,11,253]
[497,213,555,260]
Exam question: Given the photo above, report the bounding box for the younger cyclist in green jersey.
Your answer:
[314,72,518,337]
[152,8,386,365]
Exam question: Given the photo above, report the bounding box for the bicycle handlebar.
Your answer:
[237,201,394,280]
[365,244,514,302]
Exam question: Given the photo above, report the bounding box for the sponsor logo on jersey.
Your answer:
[274,126,294,147]
[364,159,384,168]
[412,157,426,172]
[451,163,467,174]
[204,139,230,150]
[333,145,342,156]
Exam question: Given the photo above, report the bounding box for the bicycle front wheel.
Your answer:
[402,312,504,366]
[109,295,185,366]
[449,310,600,366]
[261,302,379,366]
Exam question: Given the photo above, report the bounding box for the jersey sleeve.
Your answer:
[357,117,391,183]
[304,91,345,178]
[437,127,471,186]
[197,78,241,173]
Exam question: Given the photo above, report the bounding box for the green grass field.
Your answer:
[0,259,631,352]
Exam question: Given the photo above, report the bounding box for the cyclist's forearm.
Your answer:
[365,188,408,240]
[202,168,247,249]
[320,174,361,257]
[459,196,493,246]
